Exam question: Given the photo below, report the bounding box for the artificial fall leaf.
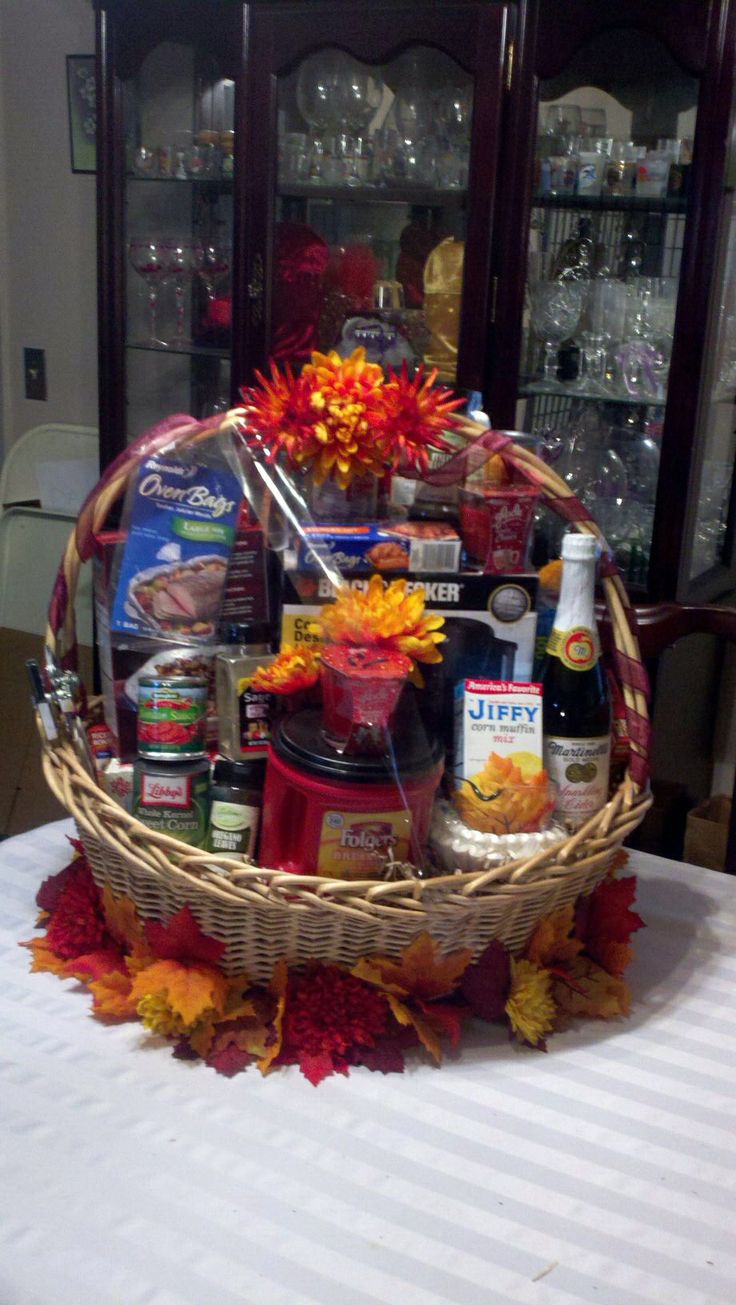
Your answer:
[553,956,632,1023]
[576,876,645,973]
[417,999,468,1049]
[130,959,229,1028]
[298,1051,350,1087]
[88,970,138,1021]
[62,948,127,982]
[347,1025,417,1075]
[459,940,511,1021]
[21,936,72,978]
[593,941,634,976]
[101,885,149,957]
[525,905,584,970]
[206,1041,253,1078]
[258,959,287,1073]
[387,993,442,1063]
[353,932,473,1002]
[205,1014,273,1076]
[35,858,82,914]
[144,905,226,967]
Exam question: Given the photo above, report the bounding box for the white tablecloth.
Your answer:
[1,820,735,1305]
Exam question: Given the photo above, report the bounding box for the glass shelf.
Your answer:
[126,341,230,359]
[126,175,233,188]
[520,381,664,406]
[532,192,687,214]
[277,182,467,206]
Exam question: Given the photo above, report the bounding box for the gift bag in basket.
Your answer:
[26,354,653,1078]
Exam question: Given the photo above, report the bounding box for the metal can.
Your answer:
[133,757,211,846]
[137,676,208,759]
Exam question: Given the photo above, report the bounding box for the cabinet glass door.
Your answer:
[272,45,472,382]
[122,41,235,440]
[515,28,699,590]
[682,99,736,596]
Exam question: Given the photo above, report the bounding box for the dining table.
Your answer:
[1,817,734,1305]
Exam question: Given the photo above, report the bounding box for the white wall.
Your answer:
[0,0,97,455]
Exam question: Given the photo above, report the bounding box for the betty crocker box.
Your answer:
[281,571,538,682]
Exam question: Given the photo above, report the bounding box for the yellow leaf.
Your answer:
[387,993,442,1064]
[189,1018,217,1059]
[554,957,632,1022]
[101,885,150,958]
[130,960,229,1028]
[258,958,287,1073]
[88,970,138,1021]
[505,958,556,1048]
[353,932,472,1001]
[525,905,584,969]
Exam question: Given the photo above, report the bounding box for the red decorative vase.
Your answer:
[320,645,412,753]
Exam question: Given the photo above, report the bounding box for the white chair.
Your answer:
[0,423,98,512]
[0,425,98,640]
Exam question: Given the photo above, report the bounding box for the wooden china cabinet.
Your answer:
[94,0,736,601]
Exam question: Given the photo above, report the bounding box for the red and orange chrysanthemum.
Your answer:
[240,348,462,489]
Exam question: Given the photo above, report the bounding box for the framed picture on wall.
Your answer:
[66,54,96,174]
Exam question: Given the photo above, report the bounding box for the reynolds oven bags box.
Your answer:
[281,571,538,743]
[294,521,462,574]
[110,446,242,643]
[95,530,220,760]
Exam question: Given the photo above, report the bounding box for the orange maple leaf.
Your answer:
[21,937,70,979]
[130,960,229,1028]
[553,956,632,1023]
[525,905,584,969]
[258,958,287,1073]
[101,885,150,958]
[353,933,473,1001]
[88,970,138,1021]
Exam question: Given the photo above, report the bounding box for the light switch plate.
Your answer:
[24,348,46,401]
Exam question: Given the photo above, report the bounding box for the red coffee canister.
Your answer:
[259,704,444,879]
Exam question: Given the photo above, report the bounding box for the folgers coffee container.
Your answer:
[259,707,444,878]
[133,757,210,846]
[137,676,207,759]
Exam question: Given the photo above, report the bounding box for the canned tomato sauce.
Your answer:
[133,757,210,846]
[137,676,207,759]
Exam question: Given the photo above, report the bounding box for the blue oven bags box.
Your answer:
[110,450,242,643]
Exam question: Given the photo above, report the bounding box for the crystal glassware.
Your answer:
[162,238,204,347]
[128,238,167,346]
[529,280,583,386]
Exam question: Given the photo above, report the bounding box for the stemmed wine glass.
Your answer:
[128,238,167,346]
[162,238,204,347]
[198,242,231,311]
[296,49,349,180]
[529,279,583,386]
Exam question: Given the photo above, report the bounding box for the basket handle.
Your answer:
[46,412,650,788]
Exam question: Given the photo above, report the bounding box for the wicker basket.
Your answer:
[40,413,652,980]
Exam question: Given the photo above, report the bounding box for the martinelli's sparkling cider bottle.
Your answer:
[541,533,611,828]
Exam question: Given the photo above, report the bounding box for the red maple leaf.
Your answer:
[36,858,89,914]
[417,1000,468,1049]
[576,876,645,974]
[206,1042,253,1077]
[298,1051,350,1086]
[347,1024,417,1074]
[144,906,226,966]
[459,940,511,1021]
[63,948,127,982]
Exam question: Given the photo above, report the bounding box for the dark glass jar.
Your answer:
[206,757,266,858]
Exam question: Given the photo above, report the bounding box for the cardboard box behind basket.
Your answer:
[684,795,732,870]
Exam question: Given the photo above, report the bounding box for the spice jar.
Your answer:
[215,623,275,760]
[207,757,265,857]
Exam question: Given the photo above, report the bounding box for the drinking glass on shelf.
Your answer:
[162,238,204,347]
[198,242,231,308]
[588,279,628,393]
[529,280,583,386]
[296,50,349,137]
[128,238,167,346]
[336,58,383,135]
[542,102,582,140]
[579,107,607,141]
